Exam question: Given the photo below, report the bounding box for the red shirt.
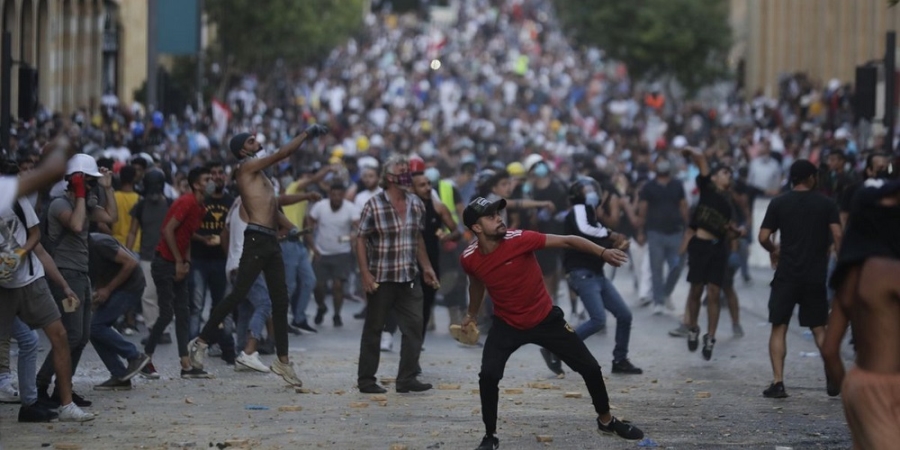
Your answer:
[460,230,553,330]
[155,193,206,262]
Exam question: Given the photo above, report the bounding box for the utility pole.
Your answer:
[885,31,896,154]
[147,0,159,112]
[1,31,11,153]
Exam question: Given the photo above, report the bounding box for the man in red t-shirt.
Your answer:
[459,197,644,450]
[144,166,212,378]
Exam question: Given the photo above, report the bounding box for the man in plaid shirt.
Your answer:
[356,155,439,394]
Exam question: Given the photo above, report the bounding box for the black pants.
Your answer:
[479,306,611,435]
[145,256,191,358]
[200,229,290,358]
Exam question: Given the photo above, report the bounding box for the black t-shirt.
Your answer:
[563,204,612,274]
[640,178,685,233]
[839,179,865,213]
[831,184,900,288]
[732,179,763,226]
[532,178,568,235]
[761,190,839,284]
[691,174,733,239]
[191,193,234,260]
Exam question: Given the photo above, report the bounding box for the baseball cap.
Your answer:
[229,133,252,157]
[463,196,507,230]
[66,154,102,177]
[789,159,818,183]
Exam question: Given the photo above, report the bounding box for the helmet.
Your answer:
[506,162,526,177]
[475,169,496,190]
[523,154,544,173]
[568,176,602,206]
[143,168,166,196]
[409,158,426,174]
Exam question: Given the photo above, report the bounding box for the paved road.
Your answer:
[0,265,853,449]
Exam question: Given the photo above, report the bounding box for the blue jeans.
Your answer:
[282,241,315,324]
[90,289,142,379]
[0,319,39,405]
[190,258,234,354]
[647,230,684,305]
[234,274,272,350]
[566,269,632,362]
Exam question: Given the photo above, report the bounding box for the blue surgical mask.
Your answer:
[533,164,549,178]
[522,182,532,195]
[585,192,600,208]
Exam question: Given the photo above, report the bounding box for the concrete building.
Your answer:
[734,0,900,97]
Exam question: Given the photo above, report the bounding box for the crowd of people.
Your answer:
[0,0,898,448]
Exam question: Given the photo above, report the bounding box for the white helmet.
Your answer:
[66,154,102,177]
[523,154,544,173]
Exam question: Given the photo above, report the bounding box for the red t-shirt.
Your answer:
[155,193,206,262]
[460,230,553,330]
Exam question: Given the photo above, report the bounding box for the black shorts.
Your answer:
[768,279,828,327]
[686,237,729,287]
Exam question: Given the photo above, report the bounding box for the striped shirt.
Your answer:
[357,191,425,283]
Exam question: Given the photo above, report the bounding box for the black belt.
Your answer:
[246,224,277,236]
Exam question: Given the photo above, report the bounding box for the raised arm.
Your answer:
[682,147,710,176]
[239,124,328,175]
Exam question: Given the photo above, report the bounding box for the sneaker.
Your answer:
[733,323,744,338]
[701,334,715,360]
[293,320,317,334]
[122,353,151,381]
[353,307,367,320]
[475,434,499,450]
[271,359,303,387]
[58,402,95,422]
[207,343,222,357]
[359,384,387,394]
[664,296,675,311]
[93,378,132,391]
[180,367,213,379]
[596,416,644,440]
[396,379,433,393]
[0,382,20,403]
[687,327,700,352]
[611,359,644,375]
[187,337,208,369]
[51,390,91,407]
[638,297,652,308]
[333,315,343,327]
[140,362,161,379]
[314,307,327,325]
[235,351,270,373]
[286,324,303,335]
[763,381,789,398]
[380,331,394,352]
[122,326,137,336]
[540,348,565,376]
[668,323,690,338]
[652,304,664,315]
[18,402,58,422]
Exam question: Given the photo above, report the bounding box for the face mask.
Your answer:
[585,191,600,208]
[533,164,549,178]
[395,172,413,187]
[522,182,532,195]
[205,180,216,196]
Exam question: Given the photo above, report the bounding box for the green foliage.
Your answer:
[206,0,366,73]
[556,0,733,96]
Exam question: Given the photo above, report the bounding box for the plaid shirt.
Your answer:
[357,191,424,283]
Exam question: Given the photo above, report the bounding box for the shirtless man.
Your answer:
[822,177,900,450]
[188,125,328,386]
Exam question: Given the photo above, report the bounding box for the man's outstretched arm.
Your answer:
[543,234,629,267]
[239,124,328,174]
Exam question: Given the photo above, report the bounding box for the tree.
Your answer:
[205,0,366,75]
[555,0,732,96]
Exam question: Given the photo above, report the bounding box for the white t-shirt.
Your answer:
[0,177,18,212]
[308,199,360,255]
[225,198,247,274]
[0,198,45,288]
[354,187,382,210]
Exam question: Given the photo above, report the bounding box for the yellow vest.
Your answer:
[438,180,459,224]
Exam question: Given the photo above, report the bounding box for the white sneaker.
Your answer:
[380,331,393,352]
[270,359,303,387]
[235,351,269,373]
[0,382,19,403]
[665,296,675,311]
[59,402,95,422]
[652,304,665,316]
[187,337,208,369]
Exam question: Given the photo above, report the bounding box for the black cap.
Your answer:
[789,159,818,183]
[229,133,252,158]
[463,197,507,230]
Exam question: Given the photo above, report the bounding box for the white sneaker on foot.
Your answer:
[652,304,665,315]
[59,402,95,422]
[187,337,208,369]
[0,382,20,403]
[236,351,270,373]
[271,359,303,387]
[380,331,393,352]
[664,296,675,311]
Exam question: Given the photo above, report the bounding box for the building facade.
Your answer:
[735,0,900,97]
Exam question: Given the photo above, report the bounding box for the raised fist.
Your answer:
[70,173,87,198]
[305,124,329,138]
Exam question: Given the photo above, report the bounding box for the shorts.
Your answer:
[0,278,61,339]
[536,248,561,275]
[686,237,728,287]
[314,253,354,281]
[767,279,828,327]
[842,367,900,450]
